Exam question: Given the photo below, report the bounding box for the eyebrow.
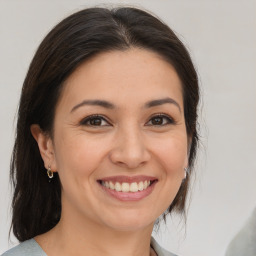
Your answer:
[144,97,181,112]
[70,97,181,113]
[71,100,115,112]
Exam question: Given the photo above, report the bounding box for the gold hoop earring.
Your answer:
[47,166,54,179]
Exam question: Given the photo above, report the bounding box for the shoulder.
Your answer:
[1,239,47,256]
[225,207,256,256]
[151,237,178,256]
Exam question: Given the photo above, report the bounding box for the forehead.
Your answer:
[58,48,183,110]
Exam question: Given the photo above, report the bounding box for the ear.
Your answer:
[30,124,57,172]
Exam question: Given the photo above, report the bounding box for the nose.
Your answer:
[109,126,151,169]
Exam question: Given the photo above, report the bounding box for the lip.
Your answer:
[97,175,158,201]
[99,175,157,183]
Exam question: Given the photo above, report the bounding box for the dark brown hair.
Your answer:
[11,6,199,241]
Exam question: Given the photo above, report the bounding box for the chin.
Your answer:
[101,210,156,232]
[107,220,154,232]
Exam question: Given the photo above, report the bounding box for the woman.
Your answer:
[2,6,199,256]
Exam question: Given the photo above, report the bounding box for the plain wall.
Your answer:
[0,1,255,255]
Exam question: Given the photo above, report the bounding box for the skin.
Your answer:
[31,48,189,256]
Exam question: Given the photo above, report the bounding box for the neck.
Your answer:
[35,210,155,256]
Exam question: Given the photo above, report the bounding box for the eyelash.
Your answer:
[146,113,176,126]
[80,113,175,127]
[80,114,110,127]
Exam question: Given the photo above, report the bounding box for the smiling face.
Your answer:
[35,48,189,232]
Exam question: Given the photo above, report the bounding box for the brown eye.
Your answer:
[151,117,164,125]
[89,117,102,126]
[80,115,110,126]
[147,114,174,126]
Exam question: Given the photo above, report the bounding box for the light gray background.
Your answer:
[0,1,255,255]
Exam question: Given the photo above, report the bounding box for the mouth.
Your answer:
[98,180,156,192]
[97,176,158,201]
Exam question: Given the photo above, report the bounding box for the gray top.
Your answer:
[225,207,256,256]
[1,239,46,256]
[2,237,176,256]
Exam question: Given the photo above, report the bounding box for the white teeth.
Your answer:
[130,182,139,192]
[143,181,148,189]
[138,181,144,191]
[115,182,122,191]
[121,182,130,192]
[109,181,115,190]
[105,181,110,188]
[102,180,152,192]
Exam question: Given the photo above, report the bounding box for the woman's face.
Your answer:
[44,48,189,231]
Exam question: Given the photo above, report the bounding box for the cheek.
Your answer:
[53,136,106,208]
[53,134,107,179]
[152,134,188,176]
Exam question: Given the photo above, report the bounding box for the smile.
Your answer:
[101,180,152,192]
[97,176,158,201]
